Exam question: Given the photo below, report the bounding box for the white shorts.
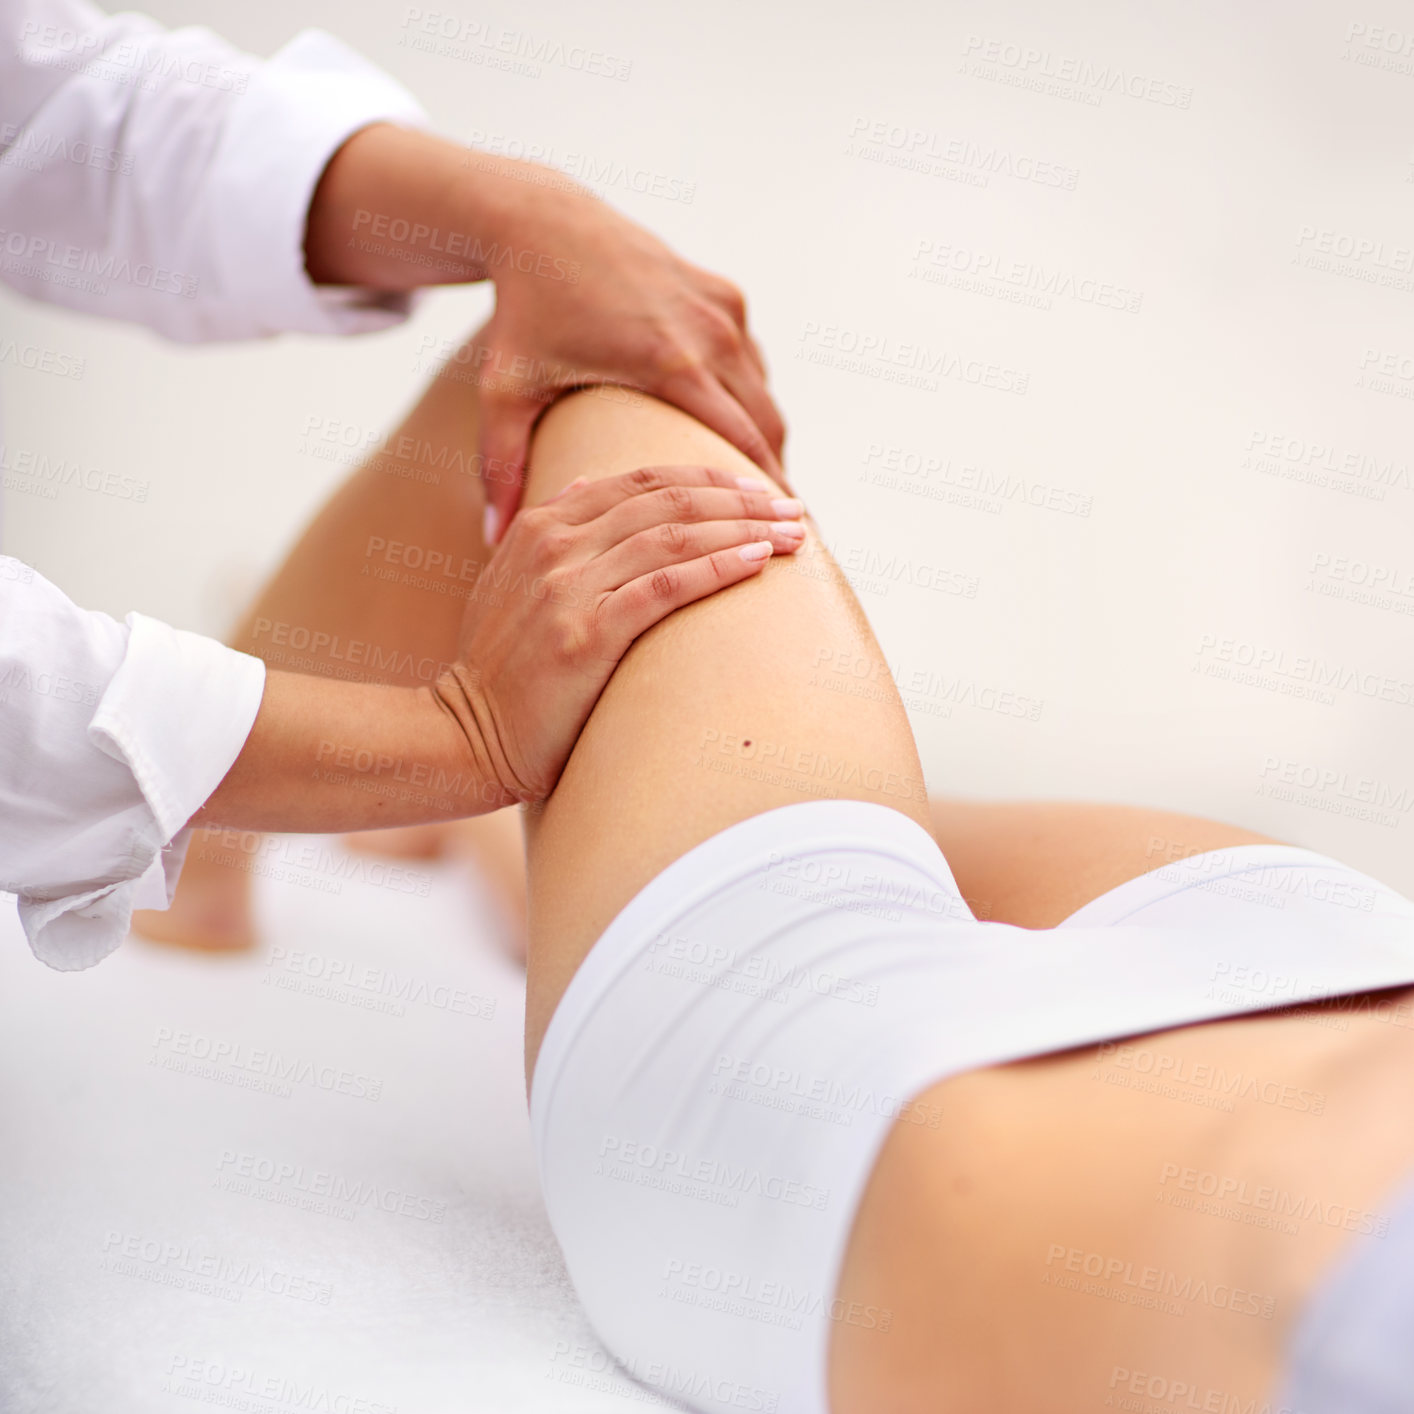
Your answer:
[529,801,1414,1414]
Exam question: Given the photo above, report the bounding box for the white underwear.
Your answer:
[529,801,1414,1414]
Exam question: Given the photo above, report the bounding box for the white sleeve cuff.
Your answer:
[199,28,431,339]
[21,617,265,971]
[89,614,267,840]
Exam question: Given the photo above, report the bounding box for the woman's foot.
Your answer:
[130,826,256,952]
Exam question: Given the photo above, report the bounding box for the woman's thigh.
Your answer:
[928,798,1283,929]
[518,388,933,1071]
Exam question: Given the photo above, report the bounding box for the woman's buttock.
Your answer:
[532,809,1414,1414]
[831,988,1414,1414]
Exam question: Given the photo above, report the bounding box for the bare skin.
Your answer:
[135,351,802,951]
[304,123,786,535]
[511,387,1414,1413]
[134,360,488,950]
[831,985,1414,1413]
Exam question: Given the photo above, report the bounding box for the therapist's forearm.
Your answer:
[193,670,509,833]
[304,124,574,290]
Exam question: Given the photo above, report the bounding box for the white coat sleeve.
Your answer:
[0,555,265,970]
[0,0,429,340]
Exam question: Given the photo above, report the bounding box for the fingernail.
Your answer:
[772,520,806,537]
[735,475,766,493]
[546,476,585,504]
[771,497,803,519]
[482,506,499,545]
[739,541,774,562]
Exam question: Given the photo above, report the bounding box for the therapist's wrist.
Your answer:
[304,124,587,290]
[452,146,591,237]
[195,671,506,833]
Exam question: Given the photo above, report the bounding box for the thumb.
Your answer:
[477,391,541,545]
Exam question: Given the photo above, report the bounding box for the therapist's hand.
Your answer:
[305,126,786,539]
[434,466,805,806]
[198,467,803,834]
[470,193,786,541]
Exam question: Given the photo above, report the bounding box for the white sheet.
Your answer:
[0,840,684,1413]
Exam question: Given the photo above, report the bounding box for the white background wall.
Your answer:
[5,0,1413,890]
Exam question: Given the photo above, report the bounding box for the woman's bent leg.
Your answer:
[136,356,492,949]
[927,799,1282,928]
[518,389,932,1071]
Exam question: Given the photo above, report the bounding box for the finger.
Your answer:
[476,390,543,545]
[743,331,768,380]
[657,365,783,479]
[578,483,805,557]
[717,350,787,462]
[592,516,806,590]
[544,463,795,527]
[600,541,776,651]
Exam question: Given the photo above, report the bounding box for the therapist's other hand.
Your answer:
[473,196,786,540]
[304,127,786,539]
[435,466,805,805]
